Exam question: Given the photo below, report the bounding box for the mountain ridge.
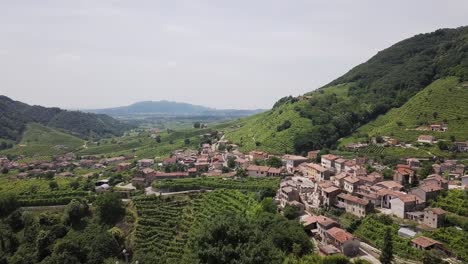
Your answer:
[87,100,266,118]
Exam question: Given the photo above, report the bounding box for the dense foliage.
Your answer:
[0,200,125,264]
[432,189,468,216]
[0,95,131,143]
[226,26,468,154]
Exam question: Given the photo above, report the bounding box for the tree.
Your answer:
[266,156,283,168]
[155,135,161,143]
[380,227,393,264]
[227,156,236,169]
[1,167,8,174]
[194,213,283,264]
[49,181,59,191]
[283,204,300,220]
[95,192,125,225]
[221,166,230,173]
[437,141,448,151]
[0,193,19,217]
[260,198,277,214]
[63,199,89,226]
[184,138,191,145]
[194,122,201,128]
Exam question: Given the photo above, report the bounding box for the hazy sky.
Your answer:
[1,0,467,110]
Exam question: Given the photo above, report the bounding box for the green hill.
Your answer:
[0,95,132,146]
[225,26,468,154]
[0,123,84,159]
[343,77,468,144]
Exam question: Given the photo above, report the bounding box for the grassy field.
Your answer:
[343,77,468,144]
[0,123,84,158]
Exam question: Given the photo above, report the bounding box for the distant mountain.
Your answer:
[225,26,468,154]
[88,100,266,118]
[0,95,132,142]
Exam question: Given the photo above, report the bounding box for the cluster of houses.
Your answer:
[276,153,466,257]
[0,153,139,180]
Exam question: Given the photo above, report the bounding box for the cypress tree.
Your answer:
[380,227,394,264]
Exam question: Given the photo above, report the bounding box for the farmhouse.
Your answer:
[343,176,361,194]
[336,193,371,218]
[417,135,435,144]
[325,227,360,257]
[393,165,416,185]
[411,236,443,251]
[136,159,154,168]
[304,163,331,181]
[423,207,446,228]
[283,154,308,173]
[246,165,281,177]
[321,154,339,170]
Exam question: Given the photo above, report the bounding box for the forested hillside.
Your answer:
[343,77,468,143]
[0,96,132,143]
[225,26,468,154]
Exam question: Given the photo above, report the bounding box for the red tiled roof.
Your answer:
[321,154,339,161]
[376,181,403,190]
[338,193,369,206]
[419,182,443,192]
[398,194,417,203]
[317,216,338,228]
[323,186,341,194]
[427,207,446,215]
[327,227,355,243]
[344,176,360,184]
[306,163,328,172]
[412,236,442,248]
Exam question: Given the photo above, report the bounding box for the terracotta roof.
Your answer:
[305,163,327,172]
[301,215,318,226]
[283,155,308,161]
[418,135,435,141]
[268,167,282,174]
[322,186,341,194]
[426,207,446,215]
[335,158,347,164]
[321,154,339,161]
[318,180,334,188]
[338,193,369,206]
[396,167,414,175]
[344,176,360,184]
[397,194,417,203]
[326,227,355,243]
[376,181,403,190]
[141,168,155,174]
[425,174,448,184]
[419,182,443,192]
[334,173,348,180]
[412,236,442,248]
[317,216,338,228]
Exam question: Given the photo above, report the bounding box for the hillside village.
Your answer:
[2,127,467,263]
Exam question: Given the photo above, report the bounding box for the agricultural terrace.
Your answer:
[152,176,280,194]
[132,189,259,264]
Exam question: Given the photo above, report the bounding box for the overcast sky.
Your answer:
[0,0,467,110]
